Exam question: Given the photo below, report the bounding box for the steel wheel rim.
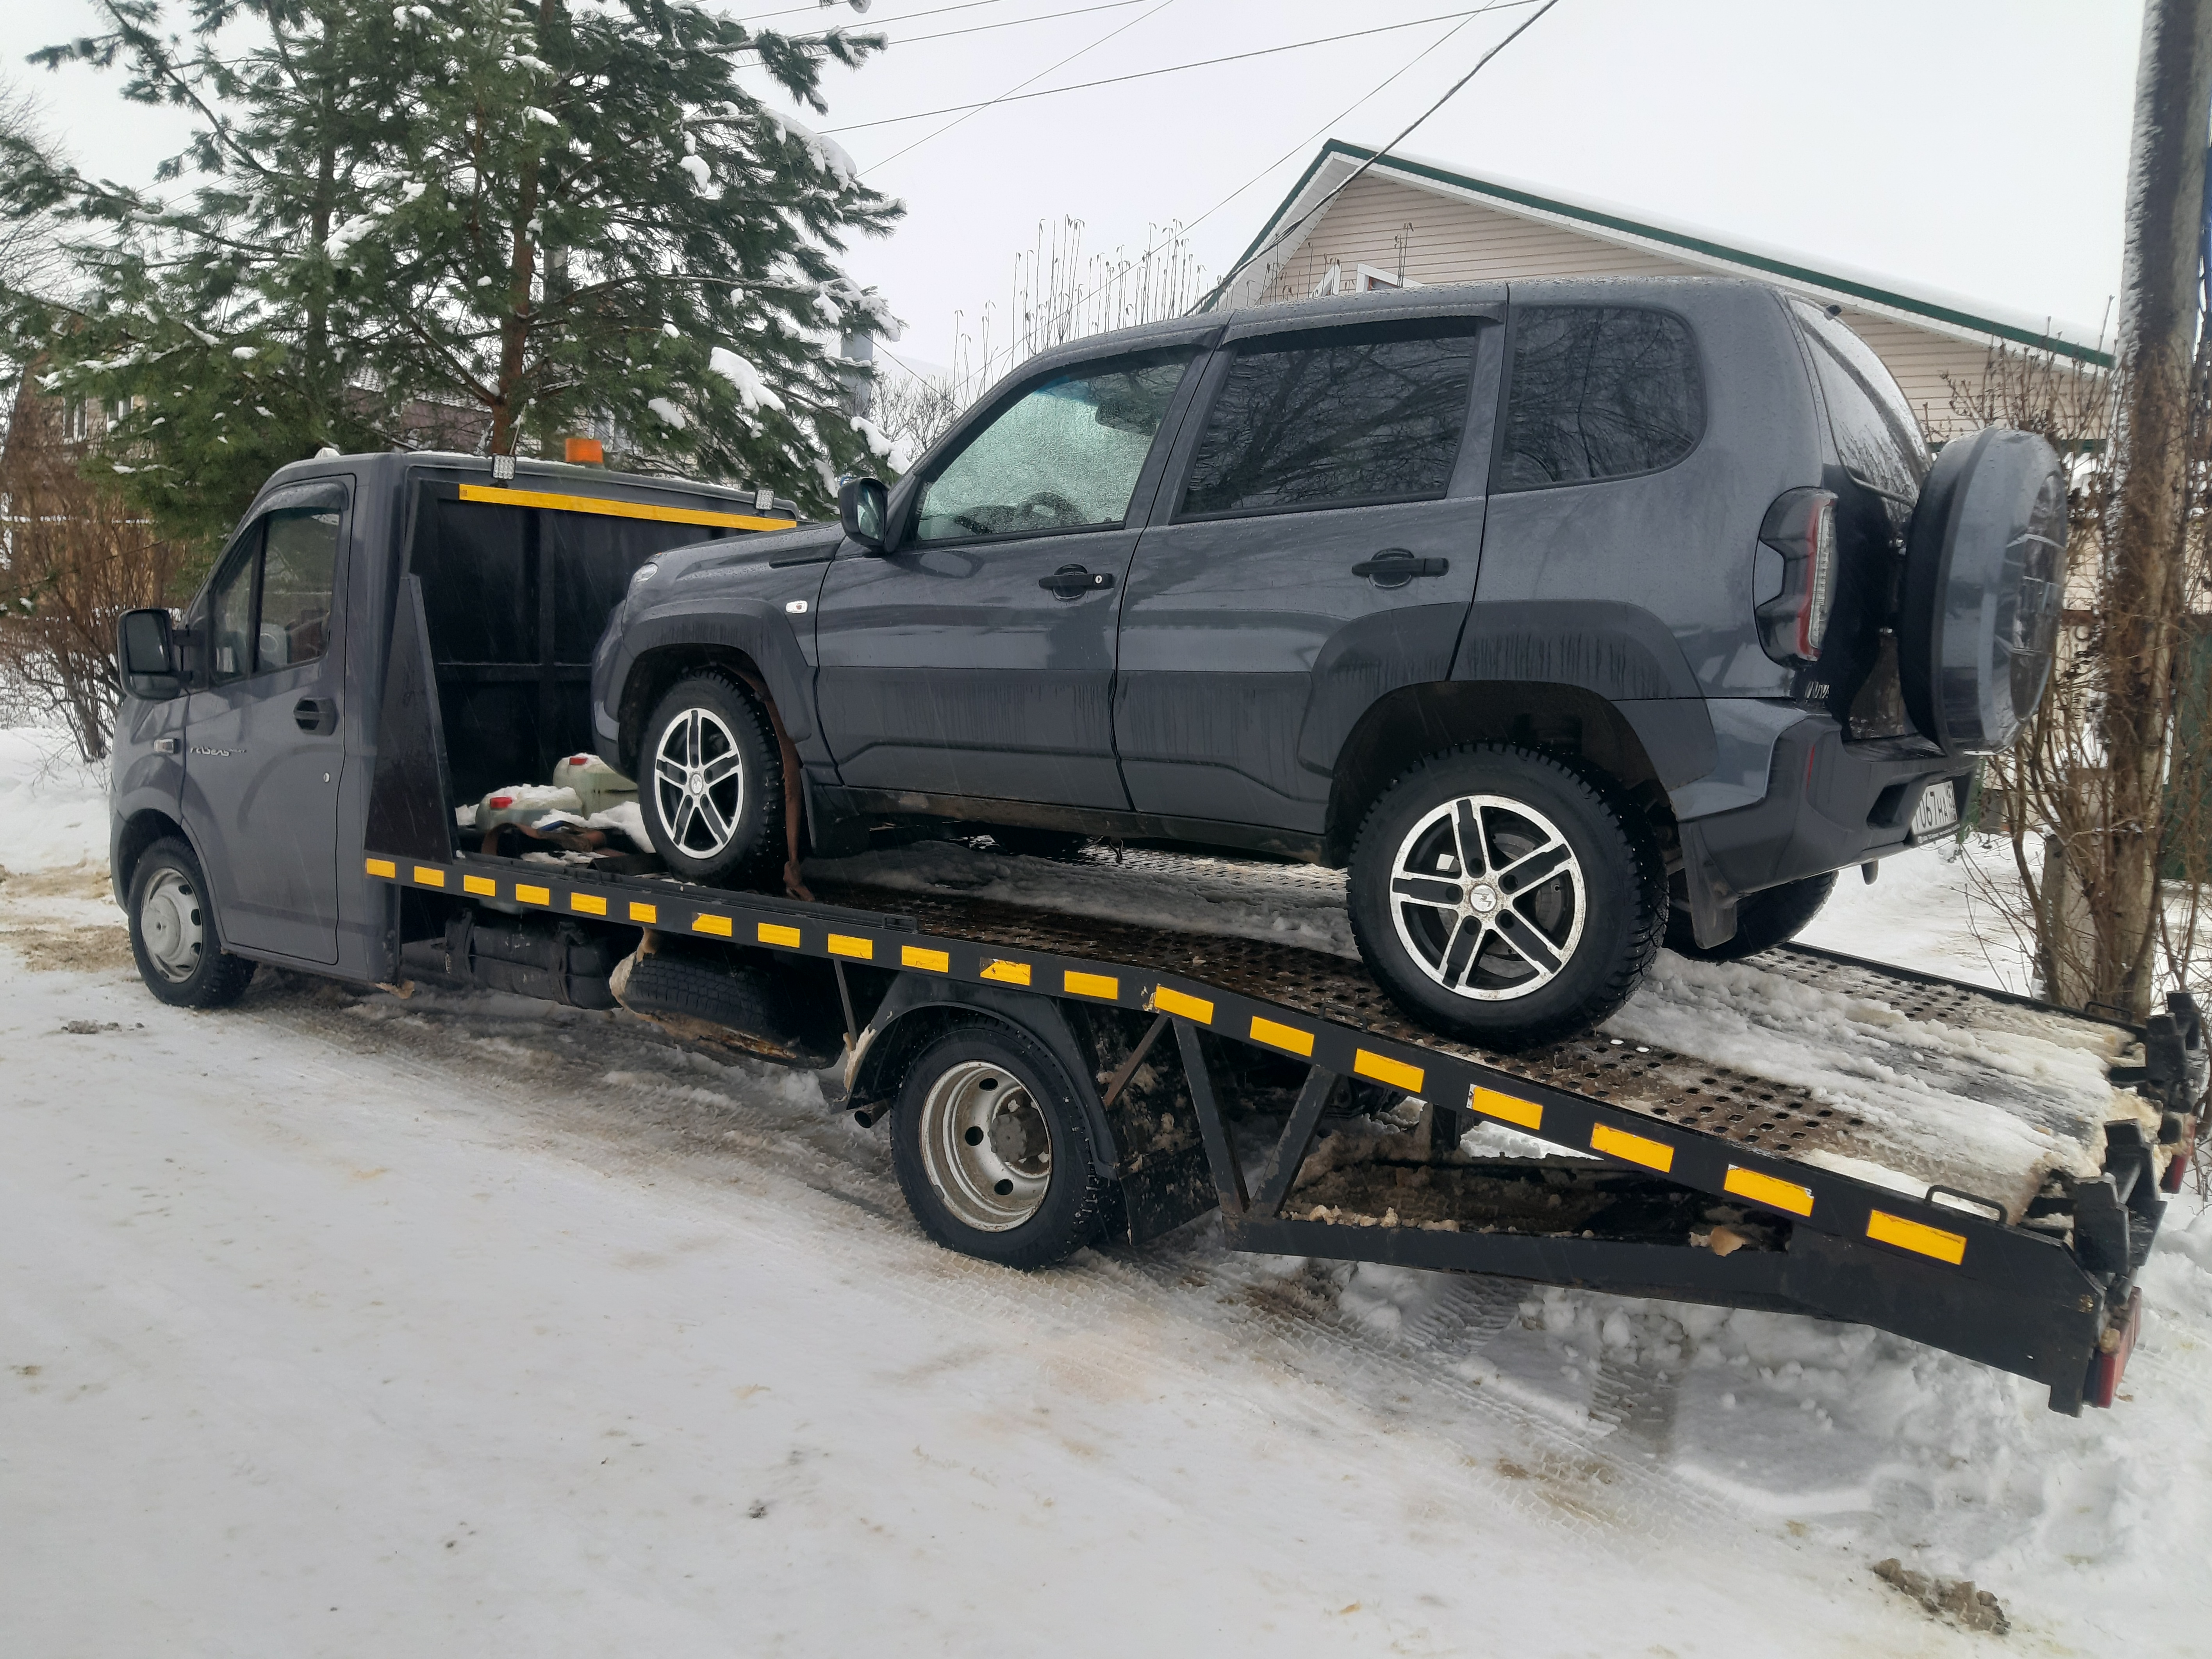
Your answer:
[918,1059,1052,1232]
[652,706,746,858]
[140,867,205,982]
[1386,793,1587,1003]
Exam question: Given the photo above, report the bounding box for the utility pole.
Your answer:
[2098,0,2212,1017]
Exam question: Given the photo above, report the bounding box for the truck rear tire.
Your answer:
[127,838,257,1009]
[890,1023,1109,1269]
[1666,870,1837,962]
[638,671,784,886]
[1346,745,1665,1052]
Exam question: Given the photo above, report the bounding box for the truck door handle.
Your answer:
[294,696,338,735]
[1352,550,1449,588]
[1040,565,1114,599]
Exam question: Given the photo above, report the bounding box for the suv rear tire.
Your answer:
[1666,870,1836,963]
[128,838,257,1009]
[1346,746,1664,1051]
[638,671,784,885]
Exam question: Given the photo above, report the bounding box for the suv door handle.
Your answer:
[1040,565,1114,599]
[294,696,338,735]
[1352,550,1449,588]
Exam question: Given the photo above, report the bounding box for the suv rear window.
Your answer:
[1179,330,1478,517]
[1788,299,1930,500]
[1496,306,1703,491]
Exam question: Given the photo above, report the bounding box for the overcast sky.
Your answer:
[11,0,2146,380]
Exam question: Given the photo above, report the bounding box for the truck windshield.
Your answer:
[1789,299,1930,503]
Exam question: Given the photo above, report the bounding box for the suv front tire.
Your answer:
[638,671,785,886]
[1346,746,1664,1052]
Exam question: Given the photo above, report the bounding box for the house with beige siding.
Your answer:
[1216,141,2109,439]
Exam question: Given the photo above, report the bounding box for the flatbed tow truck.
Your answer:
[116,456,2205,1417]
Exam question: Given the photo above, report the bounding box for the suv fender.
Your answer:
[612,598,819,771]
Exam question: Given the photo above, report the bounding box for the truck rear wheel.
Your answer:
[890,1023,1109,1269]
[1667,870,1837,962]
[638,671,784,885]
[128,838,257,1009]
[1346,745,1665,1051]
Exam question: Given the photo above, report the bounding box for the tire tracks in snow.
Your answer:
[244,972,1829,1575]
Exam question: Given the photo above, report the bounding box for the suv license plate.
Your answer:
[1910,783,1959,840]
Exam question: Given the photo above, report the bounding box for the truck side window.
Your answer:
[205,536,259,685]
[256,507,341,672]
[1496,307,1704,491]
[915,355,1191,542]
[1179,330,1477,517]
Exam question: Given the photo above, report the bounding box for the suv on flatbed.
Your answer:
[597,277,2066,1049]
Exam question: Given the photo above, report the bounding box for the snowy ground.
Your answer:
[5,726,2210,1656]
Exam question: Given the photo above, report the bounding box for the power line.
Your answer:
[1194,0,1565,310]
[827,7,1516,137]
[858,0,1179,174]
[730,0,1145,56]
[1174,0,1532,243]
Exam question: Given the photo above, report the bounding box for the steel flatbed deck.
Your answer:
[366,842,2200,1415]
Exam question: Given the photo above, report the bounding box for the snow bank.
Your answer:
[0,727,108,874]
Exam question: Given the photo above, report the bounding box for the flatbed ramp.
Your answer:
[367,845,2199,1414]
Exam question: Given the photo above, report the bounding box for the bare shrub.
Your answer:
[1954,332,2212,1020]
[0,379,188,761]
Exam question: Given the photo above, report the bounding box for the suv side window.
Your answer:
[1496,306,1703,491]
[1178,329,1477,517]
[915,355,1191,542]
[1788,299,1930,500]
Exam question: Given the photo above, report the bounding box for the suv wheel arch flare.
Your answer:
[1897,427,2068,755]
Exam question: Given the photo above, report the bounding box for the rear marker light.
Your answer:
[1755,487,1839,664]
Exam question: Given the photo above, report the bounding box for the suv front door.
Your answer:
[178,478,350,963]
[1115,315,1499,835]
[813,349,1200,810]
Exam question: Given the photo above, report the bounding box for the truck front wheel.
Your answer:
[890,1023,1110,1270]
[127,838,257,1009]
[1346,745,1665,1051]
[638,671,785,885]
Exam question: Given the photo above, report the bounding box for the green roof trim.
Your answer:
[1228,140,2113,368]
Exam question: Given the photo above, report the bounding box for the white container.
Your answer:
[475,783,584,832]
[551,753,638,817]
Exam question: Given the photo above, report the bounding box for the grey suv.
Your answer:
[594,277,2065,1049]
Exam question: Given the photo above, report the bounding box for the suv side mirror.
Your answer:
[840,475,889,554]
[118,608,183,701]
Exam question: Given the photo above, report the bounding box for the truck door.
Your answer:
[179,478,351,964]
[813,349,1199,809]
[1114,316,1497,835]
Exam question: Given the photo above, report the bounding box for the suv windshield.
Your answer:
[1789,299,1930,501]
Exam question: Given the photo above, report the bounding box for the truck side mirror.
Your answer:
[840,475,889,554]
[118,608,183,701]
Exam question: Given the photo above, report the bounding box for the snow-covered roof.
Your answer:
[1218,141,2112,366]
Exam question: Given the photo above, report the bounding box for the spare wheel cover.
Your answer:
[1898,426,2066,755]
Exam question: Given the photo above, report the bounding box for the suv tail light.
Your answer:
[1755,488,1838,664]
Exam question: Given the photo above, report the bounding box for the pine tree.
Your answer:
[3,0,902,553]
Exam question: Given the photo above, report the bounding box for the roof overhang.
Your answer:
[1216,141,2112,367]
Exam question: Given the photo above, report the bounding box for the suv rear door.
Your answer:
[813,348,1202,808]
[1113,310,1500,834]
[178,477,351,964]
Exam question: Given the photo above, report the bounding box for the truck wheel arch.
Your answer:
[113,808,199,910]
[849,980,1123,1182]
